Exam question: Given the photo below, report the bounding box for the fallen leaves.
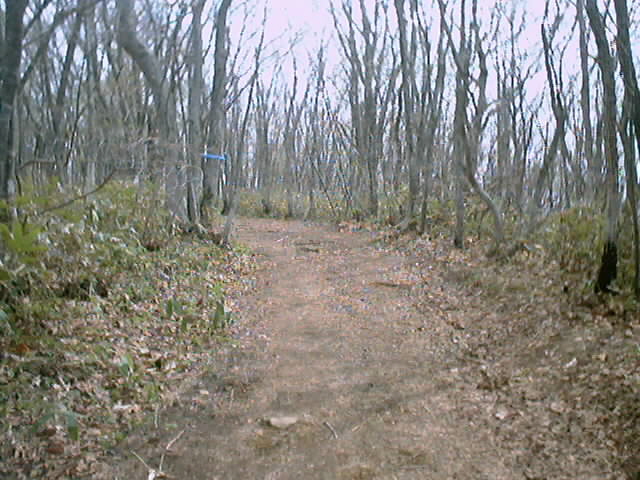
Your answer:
[46,441,65,455]
[0,235,257,478]
[386,221,640,479]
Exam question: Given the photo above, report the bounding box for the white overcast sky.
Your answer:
[222,0,640,113]
[227,0,553,84]
[249,0,549,48]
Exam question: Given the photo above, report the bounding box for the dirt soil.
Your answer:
[111,218,635,479]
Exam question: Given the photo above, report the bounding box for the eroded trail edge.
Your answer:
[116,219,519,479]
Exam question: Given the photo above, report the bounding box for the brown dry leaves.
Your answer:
[0,236,257,479]
[392,229,640,479]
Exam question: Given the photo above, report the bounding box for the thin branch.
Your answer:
[37,169,116,215]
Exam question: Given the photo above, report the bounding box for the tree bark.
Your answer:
[394,0,418,219]
[585,0,620,293]
[202,0,232,222]
[613,0,640,298]
[187,0,205,224]
[418,13,447,234]
[576,0,596,200]
[0,0,28,201]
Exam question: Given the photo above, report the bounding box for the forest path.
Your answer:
[116,218,521,479]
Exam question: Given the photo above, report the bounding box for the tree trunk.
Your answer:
[439,0,469,249]
[614,0,640,298]
[116,0,185,220]
[0,0,28,202]
[50,12,82,184]
[577,0,596,201]
[187,0,205,224]
[419,15,447,234]
[585,0,620,293]
[394,0,418,219]
[202,0,232,223]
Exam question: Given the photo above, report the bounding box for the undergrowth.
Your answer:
[0,180,253,478]
[238,184,640,304]
[2,180,635,476]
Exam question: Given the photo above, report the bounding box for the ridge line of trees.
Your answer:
[1,0,640,294]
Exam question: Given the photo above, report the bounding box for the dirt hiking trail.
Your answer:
[114,218,527,479]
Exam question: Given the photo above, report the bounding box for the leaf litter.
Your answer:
[4,215,637,479]
[0,232,257,479]
[397,228,639,480]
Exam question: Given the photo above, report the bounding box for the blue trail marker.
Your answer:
[201,153,226,162]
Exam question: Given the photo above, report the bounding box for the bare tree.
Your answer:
[438,0,469,248]
[4,0,640,304]
[116,0,185,220]
[0,0,28,201]
[254,77,278,216]
[282,57,310,219]
[576,0,597,200]
[417,16,447,234]
[394,0,418,219]
[530,18,568,222]
[333,0,397,217]
[48,12,82,183]
[613,0,640,297]
[201,0,232,223]
[491,3,537,215]
[439,0,504,249]
[585,0,620,293]
[187,0,205,224]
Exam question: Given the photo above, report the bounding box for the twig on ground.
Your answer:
[131,451,170,479]
[130,429,184,480]
[154,405,160,429]
[131,451,152,471]
[323,420,338,439]
[166,429,185,451]
[158,429,184,477]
